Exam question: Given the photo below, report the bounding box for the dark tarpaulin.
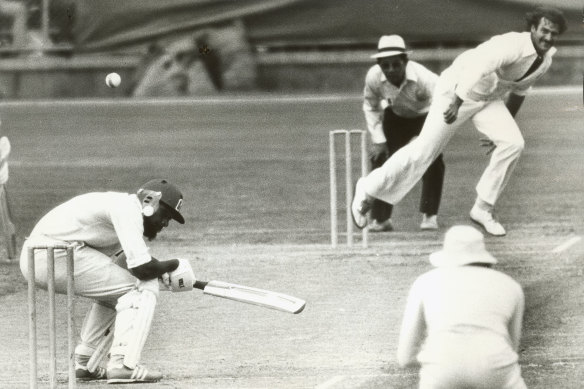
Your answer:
[73,0,582,52]
[243,0,582,46]
[73,0,302,51]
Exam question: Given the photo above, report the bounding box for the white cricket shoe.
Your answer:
[470,206,506,236]
[368,219,394,232]
[75,354,107,381]
[351,177,372,229]
[420,214,438,230]
[107,364,162,384]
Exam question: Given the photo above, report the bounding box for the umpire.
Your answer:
[363,35,445,232]
[397,225,526,388]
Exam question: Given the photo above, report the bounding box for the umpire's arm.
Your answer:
[397,279,425,368]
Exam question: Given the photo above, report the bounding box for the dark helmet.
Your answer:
[137,179,185,224]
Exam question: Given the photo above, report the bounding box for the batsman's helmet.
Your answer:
[137,179,185,224]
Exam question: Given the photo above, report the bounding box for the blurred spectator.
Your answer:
[0,0,73,57]
[397,225,526,389]
[0,0,28,49]
[131,19,257,97]
[0,135,16,261]
[131,38,214,97]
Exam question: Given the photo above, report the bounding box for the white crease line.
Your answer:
[315,375,346,389]
[552,236,582,253]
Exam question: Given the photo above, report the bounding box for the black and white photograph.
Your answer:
[0,0,582,388]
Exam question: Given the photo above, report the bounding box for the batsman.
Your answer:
[20,178,193,383]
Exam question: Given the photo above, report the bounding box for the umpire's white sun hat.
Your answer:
[371,35,412,59]
[429,225,497,267]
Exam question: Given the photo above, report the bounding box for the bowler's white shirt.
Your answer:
[443,31,556,102]
[29,192,151,268]
[363,61,438,144]
[397,266,524,368]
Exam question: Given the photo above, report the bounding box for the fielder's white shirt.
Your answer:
[29,192,151,268]
[443,31,556,102]
[397,266,524,368]
[363,61,438,144]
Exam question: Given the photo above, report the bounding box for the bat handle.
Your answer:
[193,280,208,290]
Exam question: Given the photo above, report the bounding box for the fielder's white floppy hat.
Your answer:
[429,225,497,267]
[371,35,412,59]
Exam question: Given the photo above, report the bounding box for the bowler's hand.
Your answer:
[443,94,463,124]
[480,138,496,155]
[369,142,389,164]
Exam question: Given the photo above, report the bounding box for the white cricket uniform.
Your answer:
[363,60,438,144]
[20,192,158,362]
[363,32,556,207]
[398,266,526,389]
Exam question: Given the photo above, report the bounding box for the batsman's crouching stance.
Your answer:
[20,178,191,383]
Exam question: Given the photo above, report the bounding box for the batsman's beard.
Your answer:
[143,219,160,241]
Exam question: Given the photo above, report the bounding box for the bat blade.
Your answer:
[195,280,306,314]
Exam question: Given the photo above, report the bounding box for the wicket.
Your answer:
[329,129,368,248]
[27,244,76,389]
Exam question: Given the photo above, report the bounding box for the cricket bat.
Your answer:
[193,280,306,314]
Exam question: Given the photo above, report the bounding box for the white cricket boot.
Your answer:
[75,354,107,381]
[351,177,373,229]
[368,219,394,232]
[470,206,506,236]
[420,214,438,230]
[106,355,162,384]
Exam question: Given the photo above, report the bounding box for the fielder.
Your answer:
[0,135,17,260]
[352,7,567,236]
[397,225,526,389]
[20,178,194,383]
[363,35,444,232]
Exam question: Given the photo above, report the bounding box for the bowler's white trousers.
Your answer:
[364,78,525,207]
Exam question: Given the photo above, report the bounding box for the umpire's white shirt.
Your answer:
[443,31,556,102]
[363,61,438,144]
[398,266,525,386]
[28,192,151,268]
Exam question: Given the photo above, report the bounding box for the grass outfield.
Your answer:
[0,89,582,388]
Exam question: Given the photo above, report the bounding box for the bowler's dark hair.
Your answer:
[525,7,567,34]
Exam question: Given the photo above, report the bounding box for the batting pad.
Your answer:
[76,302,116,372]
[109,288,157,369]
[87,326,114,373]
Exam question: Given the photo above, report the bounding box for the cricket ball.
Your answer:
[105,72,121,88]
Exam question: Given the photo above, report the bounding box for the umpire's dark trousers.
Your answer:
[370,108,445,223]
